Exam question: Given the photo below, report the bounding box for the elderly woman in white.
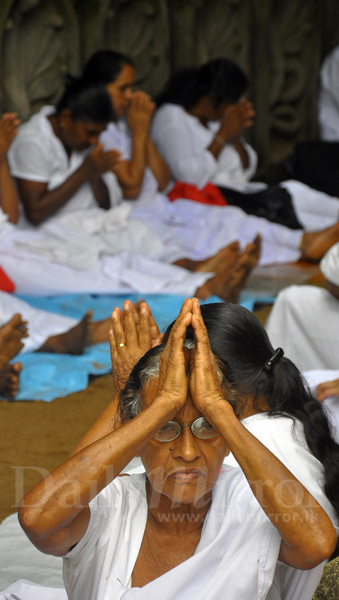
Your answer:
[19,298,337,600]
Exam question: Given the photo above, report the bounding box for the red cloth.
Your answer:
[168,181,227,206]
[0,266,15,292]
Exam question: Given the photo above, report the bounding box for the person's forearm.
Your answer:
[146,137,169,191]
[20,398,174,540]
[20,163,90,225]
[114,131,148,198]
[0,159,19,223]
[90,175,110,210]
[204,401,336,567]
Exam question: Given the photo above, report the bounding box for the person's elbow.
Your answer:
[280,526,337,570]
[23,203,45,226]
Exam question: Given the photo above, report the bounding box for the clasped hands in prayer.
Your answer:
[109,297,229,423]
[219,97,255,141]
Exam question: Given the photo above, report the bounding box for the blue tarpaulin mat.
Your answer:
[5,292,266,402]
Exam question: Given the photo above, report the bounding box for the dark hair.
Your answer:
[156,58,248,109]
[55,76,114,123]
[83,50,135,86]
[120,302,339,520]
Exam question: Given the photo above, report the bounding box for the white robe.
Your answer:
[265,285,339,371]
[63,471,281,600]
[318,45,339,141]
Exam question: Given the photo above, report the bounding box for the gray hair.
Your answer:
[119,339,228,422]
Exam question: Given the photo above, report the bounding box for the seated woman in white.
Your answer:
[8,76,121,226]
[83,50,169,205]
[19,299,339,600]
[152,58,256,190]
[151,58,339,233]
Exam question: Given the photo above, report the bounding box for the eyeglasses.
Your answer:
[153,417,217,442]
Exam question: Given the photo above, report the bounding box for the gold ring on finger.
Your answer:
[116,342,126,348]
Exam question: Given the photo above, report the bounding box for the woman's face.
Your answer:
[106,63,135,117]
[139,378,228,507]
[59,111,108,151]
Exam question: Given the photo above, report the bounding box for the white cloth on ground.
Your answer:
[318,45,339,141]
[151,103,258,189]
[224,412,339,600]
[8,106,122,226]
[63,471,281,600]
[151,103,339,231]
[14,205,164,270]
[0,233,210,297]
[320,240,339,285]
[0,512,64,593]
[265,284,339,371]
[131,194,303,265]
[0,291,77,353]
[303,369,339,442]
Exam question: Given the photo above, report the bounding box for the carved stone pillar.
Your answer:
[0,0,80,121]
[80,0,170,97]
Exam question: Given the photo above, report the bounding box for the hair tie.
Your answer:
[264,348,284,371]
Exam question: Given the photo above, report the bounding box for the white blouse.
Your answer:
[151,103,257,189]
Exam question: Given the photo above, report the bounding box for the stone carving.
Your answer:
[266,0,319,166]
[0,0,338,174]
[0,0,80,121]
[81,0,170,98]
[169,0,250,76]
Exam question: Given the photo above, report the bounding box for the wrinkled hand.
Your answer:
[189,298,226,415]
[316,378,339,402]
[0,113,20,161]
[127,91,155,135]
[84,144,121,177]
[109,299,162,392]
[155,299,192,415]
[219,98,255,140]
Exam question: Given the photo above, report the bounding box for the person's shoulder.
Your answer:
[155,103,186,121]
[13,106,55,145]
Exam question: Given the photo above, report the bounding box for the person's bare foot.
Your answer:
[37,311,93,355]
[193,241,241,273]
[301,222,339,262]
[0,361,21,397]
[195,235,261,303]
[0,313,28,362]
